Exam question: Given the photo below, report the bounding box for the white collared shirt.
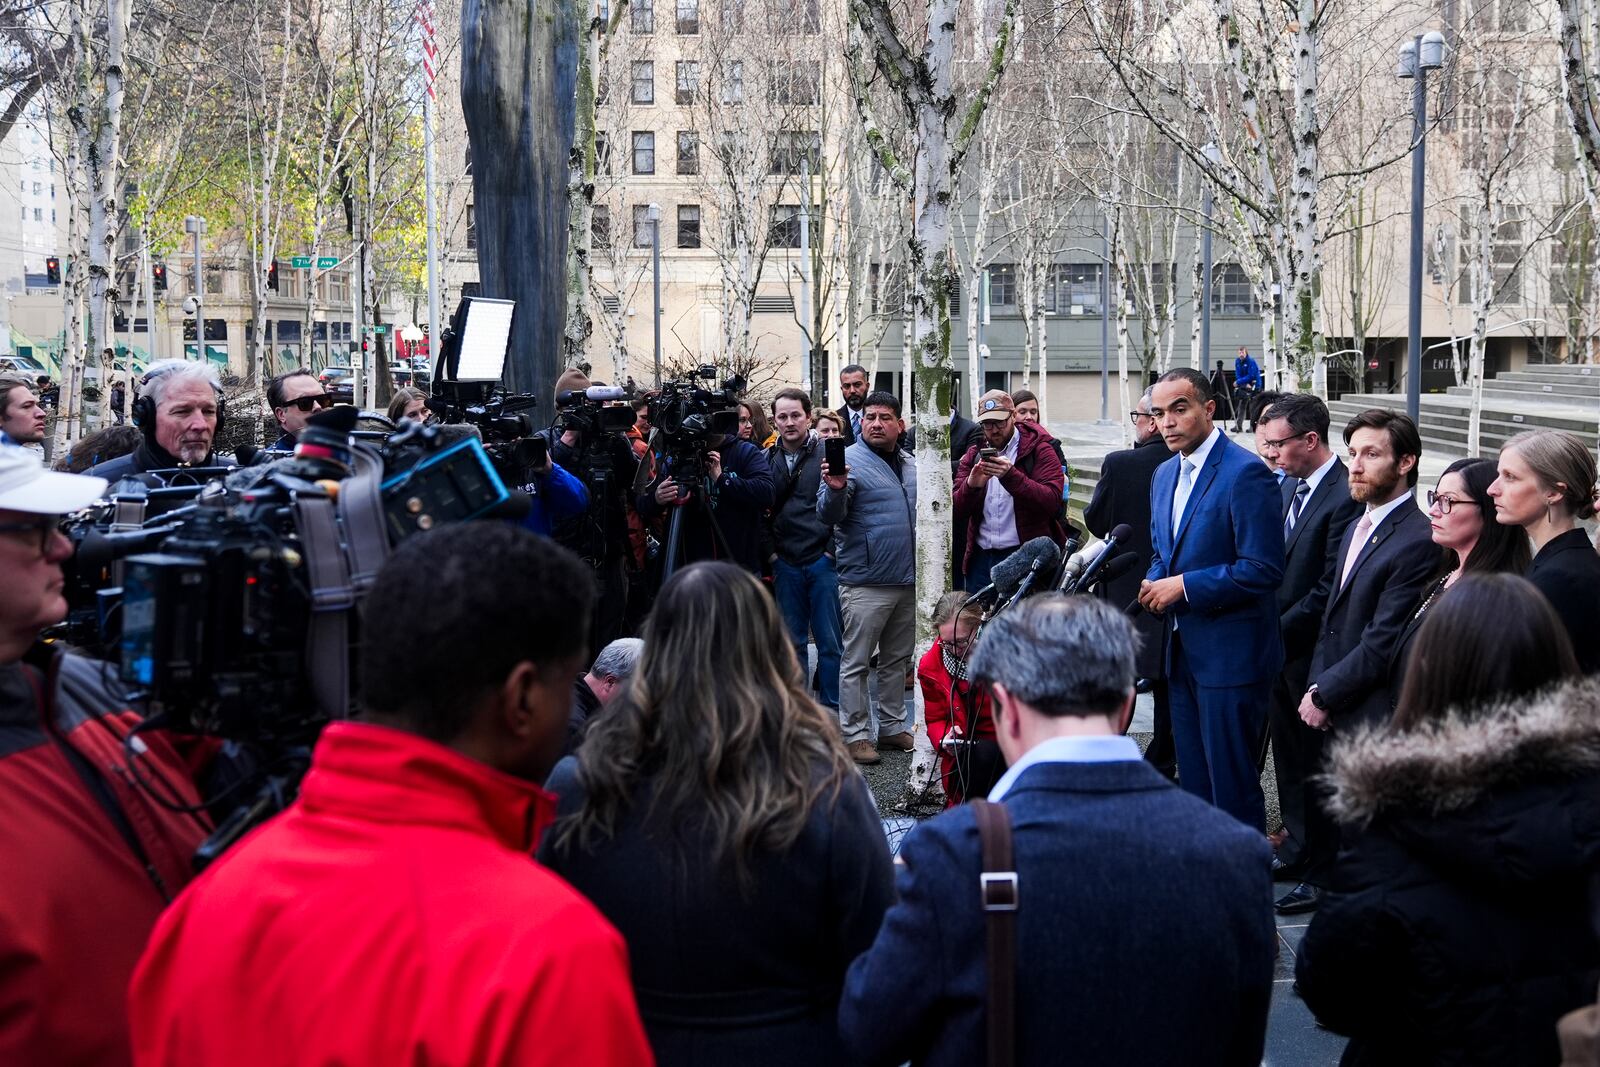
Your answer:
[1363,489,1415,533]
[1171,426,1222,534]
[987,734,1144,801]
[976,426,1023,550]
[1299,452,1339,500]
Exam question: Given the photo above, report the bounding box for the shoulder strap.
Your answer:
[972,798,1017,1067]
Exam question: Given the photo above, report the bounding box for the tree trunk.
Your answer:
[462,0,581,394]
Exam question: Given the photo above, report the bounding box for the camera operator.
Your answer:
[638,396,775,575]
[88,359,232,480]
[537,369,641,646]
[0,450,212,1065]
[518,442,591,540]
[128,523,652,1066]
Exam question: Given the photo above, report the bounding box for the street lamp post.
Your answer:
[1398,30,1446,423]
[184,215,205,361]
[647,203,662,387]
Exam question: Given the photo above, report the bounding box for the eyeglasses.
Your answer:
[1260,430,1311,450]
[284,394,333,413]
[1129,411,1153,423]
[0,515,63,555]
[1426,491,1480,515]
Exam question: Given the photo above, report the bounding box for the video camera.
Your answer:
[647,365,744,453]
[555,384,637,438]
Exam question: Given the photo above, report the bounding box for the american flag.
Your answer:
[415,0,437,100]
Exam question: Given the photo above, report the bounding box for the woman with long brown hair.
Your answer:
[540,561,892,1067]
[1298,573,1600,1066]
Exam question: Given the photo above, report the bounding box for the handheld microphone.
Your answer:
[1056,536,1103,592]
[1078,551,1137,594]
[1065,523,1132,594]
[990,536,1061,602]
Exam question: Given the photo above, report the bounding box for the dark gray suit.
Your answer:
[1268,460,1362,868]
[1300,496,1441,883]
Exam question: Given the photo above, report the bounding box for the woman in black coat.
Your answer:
[539,561,894,1067]
[1298,574,1599,1066]
[1489,429,1600,674]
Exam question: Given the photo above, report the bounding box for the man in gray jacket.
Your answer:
[819,390,917,765]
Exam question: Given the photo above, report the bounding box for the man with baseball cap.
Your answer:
[0,448,212,1064]
[952,388,1067,592]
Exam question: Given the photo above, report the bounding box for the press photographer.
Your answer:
[536,368,640,646]
[89,360,233,480]
[0,449,212,1065]
[637,366,773,576]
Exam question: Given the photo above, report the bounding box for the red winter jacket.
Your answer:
[952,419,1066,572]
[917,642,997,807]
[129,721,654,1067]
[0,643,211,1067]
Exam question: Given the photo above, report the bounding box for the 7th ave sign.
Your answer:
[289,256,342,269]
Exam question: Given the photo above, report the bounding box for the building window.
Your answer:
[676,0,699,33]
[631,61,654,104]
[769,204,804,248]
[988,263,1016,306]
[1044,263,1104,315]
[722,60,744,104]
[632,131,656,174]
[1457,208,1524,305]
[768,61,819,104]
[595,132,611,173]
[633,205,657,248]
[632,0,653,32]
[466,204,477,250]
[773,0,820,32]
[676,130,699,174]
[678,204,701,248]
[721,0,744,30]
[769,130,819,175]
[675,60,699,104]
[1210,263,1260,315]
[31,181,40,195]
[593,205,612,249]
[32,207,41,222]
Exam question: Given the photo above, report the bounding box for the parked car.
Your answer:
[319,367,354,405]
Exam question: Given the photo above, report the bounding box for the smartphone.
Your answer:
[979,446,999,460]
[825,437,847,477]
[524,435,548,469]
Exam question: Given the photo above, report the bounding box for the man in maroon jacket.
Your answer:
[953,389,1066,592]
[0,449,213,1066]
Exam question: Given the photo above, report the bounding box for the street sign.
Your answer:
[317,256,339,269]
[290,256,312,269]
[365,323,391,334]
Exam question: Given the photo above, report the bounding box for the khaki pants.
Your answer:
[838,583,915,745]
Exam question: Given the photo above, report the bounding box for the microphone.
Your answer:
[1065,523,1132,594]
[1078,551,1137,594]
[1124,596,1145,617]
[556,385,628,405]
[1056,536,1104,592]
[991,537,1060,599]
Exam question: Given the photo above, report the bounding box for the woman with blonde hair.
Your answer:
[813,409,844,439]
[540,561,892,1067]
[1488,429,1600,672]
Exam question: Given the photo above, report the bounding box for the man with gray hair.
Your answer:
[566,636,644,753]
[88,359,230,480]
[841,595,1274,1067]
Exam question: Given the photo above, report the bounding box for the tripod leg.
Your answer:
[663,505,686,581]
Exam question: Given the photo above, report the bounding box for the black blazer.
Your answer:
[1309,500,1443,728]
[1084,434,1171,677]
[1527,528,1600,675]
[1278,460,1363,681]
[949,414,981,478]
[836,405,858,445]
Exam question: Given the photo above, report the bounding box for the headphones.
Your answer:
[132,364,227,436]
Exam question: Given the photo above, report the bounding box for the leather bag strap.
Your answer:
[972,798,1017,1067]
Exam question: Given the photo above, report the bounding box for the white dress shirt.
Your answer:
[1171,427,1223,533]
[976,427,1023,550]
[988,734,1144,801]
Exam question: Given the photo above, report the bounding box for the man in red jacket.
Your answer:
[953,389,1066,592]
[130,523,654,1067]
[0,450,212,1067]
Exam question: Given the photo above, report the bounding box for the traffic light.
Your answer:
[45,256,59,284]
[152,263,167,291]
[267,260,279,292]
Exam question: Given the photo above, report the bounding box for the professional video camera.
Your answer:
[555,384,637,438]
[646,365,743,456]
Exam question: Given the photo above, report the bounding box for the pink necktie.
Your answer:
[1340,513,1375,589]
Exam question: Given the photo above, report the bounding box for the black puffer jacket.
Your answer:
[1297,680,1600,1066]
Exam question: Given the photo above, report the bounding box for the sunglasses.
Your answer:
[284,394,333,413]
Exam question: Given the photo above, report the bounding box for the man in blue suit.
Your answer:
[1138,367,1285,831]
[838,596,1275,1067]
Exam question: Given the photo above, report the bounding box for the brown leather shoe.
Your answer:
[848,740,881,764]
[878,731,914,752]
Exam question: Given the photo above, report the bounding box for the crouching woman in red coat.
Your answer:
[918,591,1006,806]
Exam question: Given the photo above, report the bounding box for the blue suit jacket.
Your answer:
[839,760,1275,1067]
[1146,430,1285,686]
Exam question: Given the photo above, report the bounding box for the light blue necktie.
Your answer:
[1171,457,1196,534]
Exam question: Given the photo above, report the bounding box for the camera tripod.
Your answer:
[661,468,734,581]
